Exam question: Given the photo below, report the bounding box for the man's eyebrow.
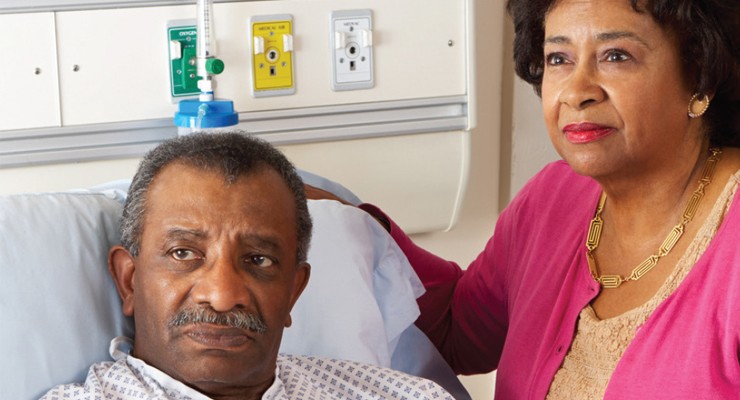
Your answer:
[164,227,208,241]
[162,227,283,252]
[544,31,652,50]
[239,233,282,253]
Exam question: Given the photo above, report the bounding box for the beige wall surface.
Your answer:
[498,6,560,207]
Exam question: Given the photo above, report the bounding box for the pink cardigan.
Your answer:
[363,161,740,399]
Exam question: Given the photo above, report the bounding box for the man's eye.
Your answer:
[170,249,198,261]
[249,255,274,268]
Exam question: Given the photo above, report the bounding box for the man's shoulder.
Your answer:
[277,354,454,399]
[40,361,114,399]
[39,360,131,400]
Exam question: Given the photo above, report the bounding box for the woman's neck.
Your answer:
[596,143,711,243]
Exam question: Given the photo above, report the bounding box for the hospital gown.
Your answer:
[41,337,453,400]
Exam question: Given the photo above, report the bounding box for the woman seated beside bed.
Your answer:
[310,0,740,398]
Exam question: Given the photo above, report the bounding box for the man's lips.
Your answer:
[183,325,252,348]
[562,122,614,144]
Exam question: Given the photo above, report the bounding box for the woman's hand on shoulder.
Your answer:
[304,184,390,232]
[304,184,353,205]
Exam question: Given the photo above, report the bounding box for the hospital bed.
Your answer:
[0,171,471,400]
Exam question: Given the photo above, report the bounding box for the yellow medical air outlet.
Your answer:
[249,14,295,97]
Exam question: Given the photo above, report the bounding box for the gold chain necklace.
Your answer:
[585,148,722,289]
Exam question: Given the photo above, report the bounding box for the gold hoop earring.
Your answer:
[688,93,710,118]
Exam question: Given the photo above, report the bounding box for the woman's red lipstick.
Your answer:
[562,123,614,144]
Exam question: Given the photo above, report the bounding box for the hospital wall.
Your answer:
[1,0,471,236]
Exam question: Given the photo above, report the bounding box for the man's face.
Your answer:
[109,162,309,397]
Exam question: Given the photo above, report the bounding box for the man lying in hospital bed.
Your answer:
[0,133,471,400]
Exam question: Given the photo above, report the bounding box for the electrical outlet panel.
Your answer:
[249,14,295,97]
[330,10,374,91]
[167,20,199,101]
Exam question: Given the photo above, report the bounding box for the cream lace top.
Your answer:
[545,170,740,399]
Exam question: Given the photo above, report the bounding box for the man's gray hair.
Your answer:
[120,131,312,263]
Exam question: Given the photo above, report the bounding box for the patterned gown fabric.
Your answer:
[41,338,453,400]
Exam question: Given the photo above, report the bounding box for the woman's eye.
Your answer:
[170,248,198,261]
[604,50,630,62]
[545,52,568,66]
[249,255,274,268]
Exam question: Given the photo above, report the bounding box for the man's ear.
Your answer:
[108,245,136,317]
[285,262,311,328]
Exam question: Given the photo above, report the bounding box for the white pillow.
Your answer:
[284,201,471,399]
[0,180,436,400]
[281,200,424,366]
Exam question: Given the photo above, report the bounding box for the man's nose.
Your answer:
[191,256,251,312]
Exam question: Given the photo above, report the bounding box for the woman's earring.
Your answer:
[688,93,710,118]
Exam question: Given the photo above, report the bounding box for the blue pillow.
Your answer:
[0,190,134,400]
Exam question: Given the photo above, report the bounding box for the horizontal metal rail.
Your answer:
[0,95,468,168]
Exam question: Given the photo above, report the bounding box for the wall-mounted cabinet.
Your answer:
[0,12,60,130]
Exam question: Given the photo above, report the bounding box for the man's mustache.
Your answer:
[169,307,268,334]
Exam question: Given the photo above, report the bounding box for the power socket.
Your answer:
[330,10,373,91]
[249,14,295,97]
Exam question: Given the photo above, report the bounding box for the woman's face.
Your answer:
[541,0,698,181]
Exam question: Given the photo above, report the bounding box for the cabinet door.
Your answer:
[55,6,193,125]
[0,13,60,131]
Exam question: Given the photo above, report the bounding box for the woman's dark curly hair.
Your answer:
[506,0,740,146]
